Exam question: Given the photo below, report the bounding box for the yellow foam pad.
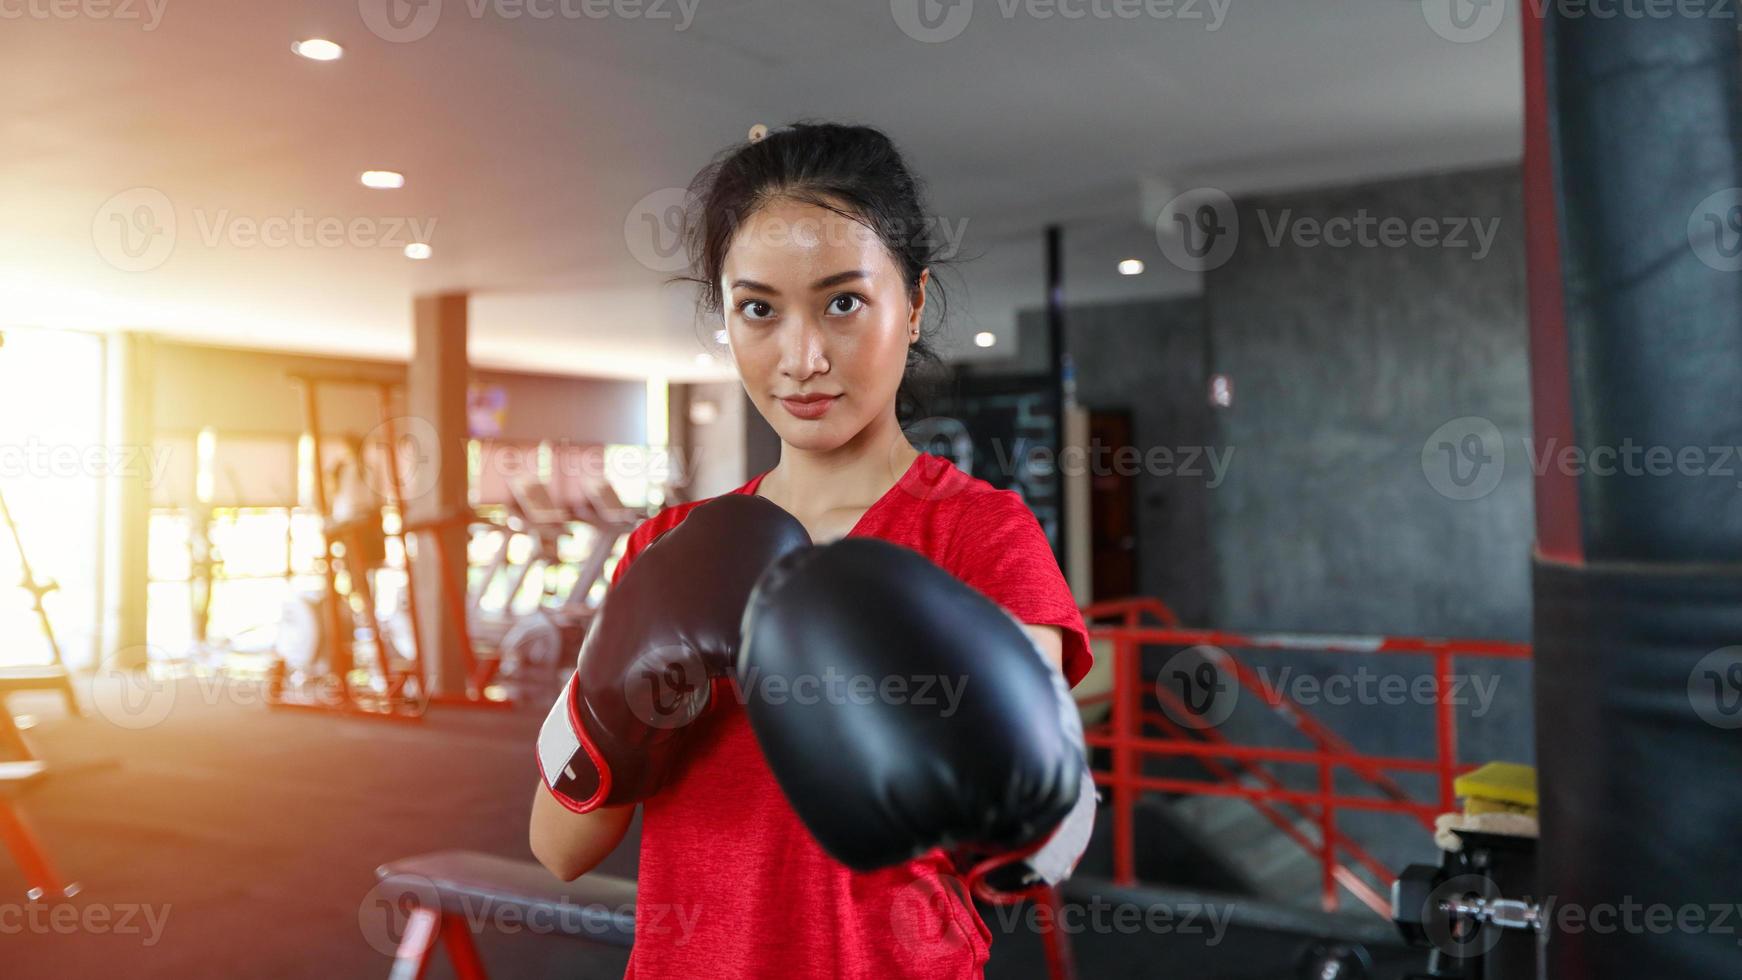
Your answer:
[1454,761,1538,809]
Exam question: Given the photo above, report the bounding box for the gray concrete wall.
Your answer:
[987,167,1538,877]
[1203,166,1532,644]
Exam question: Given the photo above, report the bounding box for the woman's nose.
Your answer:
[778,317,829,379]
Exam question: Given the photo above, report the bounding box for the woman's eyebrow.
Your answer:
[730,270,870,295]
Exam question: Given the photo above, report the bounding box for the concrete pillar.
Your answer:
[101,331,154,670]
[408,293,470,694]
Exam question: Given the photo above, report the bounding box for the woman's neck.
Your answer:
[759,410,921,518]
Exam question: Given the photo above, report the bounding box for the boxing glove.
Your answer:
[536,494,811,813]
[737,538,1095,901]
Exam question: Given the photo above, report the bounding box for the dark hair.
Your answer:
[673,121,952,424]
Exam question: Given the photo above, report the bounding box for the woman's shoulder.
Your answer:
[910,454,1036,525]
[900,452,1016,509]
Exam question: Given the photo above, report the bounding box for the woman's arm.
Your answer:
[1025,624,1064,674]
[528,788,636,881]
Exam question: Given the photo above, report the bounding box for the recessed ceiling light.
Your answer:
[292,39,344,61]
[361,170,405,190]
[1118,258,1145,276]
[974,331,996,348]
[404,243,432,260]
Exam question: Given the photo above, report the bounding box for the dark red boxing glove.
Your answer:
[536,494,811,812]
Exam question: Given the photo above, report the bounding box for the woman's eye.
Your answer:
[828,294,865,316]
[738,299,775,320]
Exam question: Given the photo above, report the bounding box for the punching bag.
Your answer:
[1523,3,1742,978]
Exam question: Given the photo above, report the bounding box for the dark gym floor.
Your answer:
[2,670,1421,979]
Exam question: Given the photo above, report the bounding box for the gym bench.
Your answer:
[375,850,635,980]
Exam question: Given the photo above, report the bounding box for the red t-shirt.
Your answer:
[617,452,1091,980]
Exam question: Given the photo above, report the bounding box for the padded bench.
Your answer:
[0,665,80,715]
[375,850,634,979]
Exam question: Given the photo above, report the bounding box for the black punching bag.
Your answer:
[1523,3,1742,978]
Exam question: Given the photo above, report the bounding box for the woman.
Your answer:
[530,121,1092,979]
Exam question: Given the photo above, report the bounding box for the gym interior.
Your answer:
[4,3,1740,979]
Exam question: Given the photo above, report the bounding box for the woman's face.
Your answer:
[721,197,925,453]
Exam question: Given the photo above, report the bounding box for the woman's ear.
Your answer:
[908,268,930,339]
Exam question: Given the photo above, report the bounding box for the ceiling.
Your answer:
[0,0,1524,381]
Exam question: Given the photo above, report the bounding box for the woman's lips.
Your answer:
[779,395,838,420]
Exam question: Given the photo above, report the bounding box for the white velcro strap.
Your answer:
[1024,768,1099,885]
[536,671,587,806]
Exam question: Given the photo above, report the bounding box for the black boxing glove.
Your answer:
[536,495,810,812]
[737,538,1095,900]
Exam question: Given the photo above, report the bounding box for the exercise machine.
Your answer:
[270,373,509,719]
[0,488,80,716]
[493,478,635,677]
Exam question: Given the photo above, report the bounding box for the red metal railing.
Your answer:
[1076,597,1531,918]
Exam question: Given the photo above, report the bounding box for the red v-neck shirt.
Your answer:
[614,452,1091,980]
